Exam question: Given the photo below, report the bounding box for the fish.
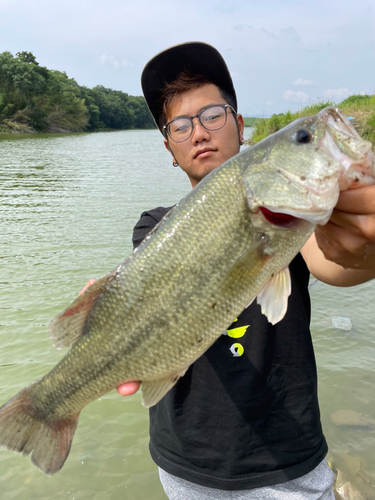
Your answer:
[0,107,373,475]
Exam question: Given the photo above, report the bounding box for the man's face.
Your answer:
[164,84,244,188]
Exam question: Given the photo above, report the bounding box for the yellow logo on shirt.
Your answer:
[230,343,245,357]
[226,319,249,357]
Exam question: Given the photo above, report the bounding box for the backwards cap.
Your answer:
[141,41,237,131]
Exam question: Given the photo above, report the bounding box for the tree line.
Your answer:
[0,51,156,133]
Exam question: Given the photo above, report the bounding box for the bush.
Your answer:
[250,98,375,145]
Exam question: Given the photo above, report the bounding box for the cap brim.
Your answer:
[141,41,237,131]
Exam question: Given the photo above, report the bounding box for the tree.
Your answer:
[16,51,39,65]
[0,50,155,133]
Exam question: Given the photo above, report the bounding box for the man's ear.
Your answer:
[164,139,177,164]
[237,114,245,145]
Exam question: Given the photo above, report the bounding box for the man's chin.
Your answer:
[189,169,215,187]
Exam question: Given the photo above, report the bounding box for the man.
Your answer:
[116,42,375,498]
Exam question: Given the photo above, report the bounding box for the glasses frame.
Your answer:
[162,104,236,143]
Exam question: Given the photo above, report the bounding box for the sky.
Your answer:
[1,0,375,117]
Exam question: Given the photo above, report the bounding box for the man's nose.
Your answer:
[191,117,210,142]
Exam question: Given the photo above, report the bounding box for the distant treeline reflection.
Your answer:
[0,51,156,133]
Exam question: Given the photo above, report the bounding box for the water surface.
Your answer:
[0,129,374,499]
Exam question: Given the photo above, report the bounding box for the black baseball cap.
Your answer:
[141,41,237,131]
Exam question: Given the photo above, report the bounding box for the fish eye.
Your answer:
[294,129,313,144]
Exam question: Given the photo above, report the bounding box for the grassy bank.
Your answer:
[243,117,262,127]
[250,95,375,145]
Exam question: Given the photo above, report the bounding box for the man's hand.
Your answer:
[78,279,96,296]
[78,279,141,397]
[117,381,141,396]
[315,185,375,271]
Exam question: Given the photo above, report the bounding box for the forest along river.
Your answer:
[0,129,375,500]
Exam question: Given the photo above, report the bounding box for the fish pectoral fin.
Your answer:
[49,270,117,349]
[256,267,291,325]
[141,369,188,408]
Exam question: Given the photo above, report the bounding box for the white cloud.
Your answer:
[1,0,374,116]
[260,27,276,39]
[321,87,351,101]
[293,78,317,86]
[100,55,133,70]
[265,100,273,105]
[279,27,301,43]
[283,90,310,102]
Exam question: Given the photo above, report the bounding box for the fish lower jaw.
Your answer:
[260,202,334,225]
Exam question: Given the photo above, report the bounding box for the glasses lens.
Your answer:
[168,118,192,142]
[200,105,227,131]
[166,105,230,142]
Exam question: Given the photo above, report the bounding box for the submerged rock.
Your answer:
[331,409,375,429]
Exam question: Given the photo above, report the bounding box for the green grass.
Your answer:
[243,117,262,127]
[250,95,375,145]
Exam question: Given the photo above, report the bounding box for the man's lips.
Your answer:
[194,148,216,159]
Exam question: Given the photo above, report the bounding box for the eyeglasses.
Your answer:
[163,104,236,143]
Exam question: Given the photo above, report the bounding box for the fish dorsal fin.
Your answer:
[257,268,291,325]
[141,367,189,408]
[49,270,117,349]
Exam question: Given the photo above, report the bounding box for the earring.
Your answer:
[173,161,179,167]
[240,138,244,146]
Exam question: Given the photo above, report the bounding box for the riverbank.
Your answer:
[0,51,155,134]
[250,94,375,144]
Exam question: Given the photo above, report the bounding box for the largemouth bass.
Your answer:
[0,107,373,475]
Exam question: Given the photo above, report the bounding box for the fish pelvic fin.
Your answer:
[257,267,292,325]
[49,270,117,349]
[141,368,190,408]
[0,384,80,475]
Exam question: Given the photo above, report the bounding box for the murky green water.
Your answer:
[0,129,374,499]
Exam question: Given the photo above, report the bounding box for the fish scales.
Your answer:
[32,156,275,418]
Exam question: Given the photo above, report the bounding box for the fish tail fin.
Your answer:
[0,384,80,475]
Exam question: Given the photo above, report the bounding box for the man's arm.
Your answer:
[301,185,375,286]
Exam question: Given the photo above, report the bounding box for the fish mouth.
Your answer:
[317,106,375,189]
[259,207,299,228]
[258,205,331,228]
[259,199,339,230]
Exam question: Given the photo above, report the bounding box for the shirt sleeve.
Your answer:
[132,206,173,249]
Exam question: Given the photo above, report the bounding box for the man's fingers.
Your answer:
[78,279,96,296]
[335,185,375,214]
[117,381,141,397]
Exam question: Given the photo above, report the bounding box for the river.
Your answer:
[0,129,374,499]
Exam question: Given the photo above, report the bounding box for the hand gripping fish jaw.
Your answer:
[245,106,375,228]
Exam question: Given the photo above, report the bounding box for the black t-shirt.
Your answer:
[133,206,327,491]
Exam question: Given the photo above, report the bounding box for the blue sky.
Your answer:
[1,0,374,117]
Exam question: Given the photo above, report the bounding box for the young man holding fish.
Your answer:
[117,42,375,499]
[1,41,374,497]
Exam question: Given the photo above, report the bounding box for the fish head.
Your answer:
[243,106,374,230]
